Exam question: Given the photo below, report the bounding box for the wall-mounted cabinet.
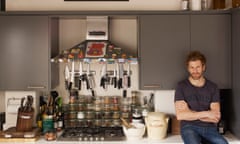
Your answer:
[139,13,231,90]
[139,14,189,90]
[0,16,59,91]
[231,8,240,139]
[190,14,231,89]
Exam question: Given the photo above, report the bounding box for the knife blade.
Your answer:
[64,65,70,90]
[68,60,75,90]
[78,61,83,90]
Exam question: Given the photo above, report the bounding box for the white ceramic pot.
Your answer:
[123,123,145,140]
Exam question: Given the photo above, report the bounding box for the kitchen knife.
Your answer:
[100,63,107,89]
[78,61,83,90]
[118,63,123,89]
[68,60,75,90]
[64,65,70,90]
[112,63,117,88]
[127,62,131,88]
[87,63,96,96]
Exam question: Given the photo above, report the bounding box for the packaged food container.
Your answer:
[121,112,130,119]
[102,119,112,127]
[78,96,86,103]
[104,104,111,111]
[112,119,121,126]
[69,111,77,119]
[66,119,77,128]
[103,111,112,119]
[95,111,103,119]
[77,119,87,127]
[86,103,93,111]
[86,119,93,127]
[94,96,103,104]
[121,97,131,105]
[77,111,85,119]
[112,111,120,119]
[111,104,120,111]
[77,103,86,111]
[94,119,102,127]
[69,104,78,111]
[85,111,94,119]
[94,104,102,111]
[121,105,130,112]
[104,97,111,104]
[112,96,120,104]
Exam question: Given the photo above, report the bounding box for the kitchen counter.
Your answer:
[0,132,239,144]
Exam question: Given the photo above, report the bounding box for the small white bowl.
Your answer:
[123,123,145,140]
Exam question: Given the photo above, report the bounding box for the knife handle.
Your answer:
[127,76,131,88]
[78,80,81,90]
[113,77,117,88]
[68,82,72,90]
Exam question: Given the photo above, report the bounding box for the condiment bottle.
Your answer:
[232,0,240,8]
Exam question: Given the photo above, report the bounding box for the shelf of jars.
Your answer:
[63,95,137,128]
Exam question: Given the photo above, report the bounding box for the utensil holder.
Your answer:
[16,109,34,132]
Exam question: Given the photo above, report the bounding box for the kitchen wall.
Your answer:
[0,0,232,115]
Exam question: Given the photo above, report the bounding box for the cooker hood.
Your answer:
[52,16,137,63]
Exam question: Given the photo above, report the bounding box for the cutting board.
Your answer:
[0,127,40,142]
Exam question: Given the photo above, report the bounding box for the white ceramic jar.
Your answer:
[191,0,202,10]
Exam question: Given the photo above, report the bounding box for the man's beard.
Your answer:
[190,73,202,80]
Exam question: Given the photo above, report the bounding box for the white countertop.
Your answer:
[0,132,239,144]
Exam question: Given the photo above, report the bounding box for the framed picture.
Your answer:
[85,41,107,58]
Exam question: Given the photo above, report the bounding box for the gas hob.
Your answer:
[57,126,126,141]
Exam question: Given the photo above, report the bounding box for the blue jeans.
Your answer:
[181,124,229,144]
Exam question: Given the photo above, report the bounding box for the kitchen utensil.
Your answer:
[118,63,123,89]
[100,63,109,90]
[68,61,75,90]
[120,117,135,129]
[145,112,169,140]
[78,61,83,90]
[127,62,131,88]
[64,64,70,90]
[123,123,145,141]
[111,63,118,88]
[87,63,95,96]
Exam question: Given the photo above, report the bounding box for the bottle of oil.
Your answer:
[213,0,225,9]
[232,0,240,8]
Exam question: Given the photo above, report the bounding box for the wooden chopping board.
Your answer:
[0,127,40,142]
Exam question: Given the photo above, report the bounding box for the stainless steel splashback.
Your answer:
[86,16,109,40]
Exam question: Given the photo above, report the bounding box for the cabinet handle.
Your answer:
[143,84,161,88]
[27,86,45,89]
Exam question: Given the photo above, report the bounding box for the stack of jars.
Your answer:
[64,95,127,128]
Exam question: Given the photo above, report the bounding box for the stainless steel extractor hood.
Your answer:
[51,16,137,63]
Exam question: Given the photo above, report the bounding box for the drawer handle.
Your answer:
[27,86,45,89]
[143,84,161,88]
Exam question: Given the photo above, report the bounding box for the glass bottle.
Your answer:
[232,0,240,8]
[213,0,225,9]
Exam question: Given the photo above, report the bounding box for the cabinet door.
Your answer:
[231,9,240,139]
[139,15,190,90]
[190,14,231,89]
[0,16,50,90]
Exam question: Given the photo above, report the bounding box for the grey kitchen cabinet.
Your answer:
[230,9,240,139]
[0,16,59,91]
[139,15,190,90]
[190,14,231,89]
